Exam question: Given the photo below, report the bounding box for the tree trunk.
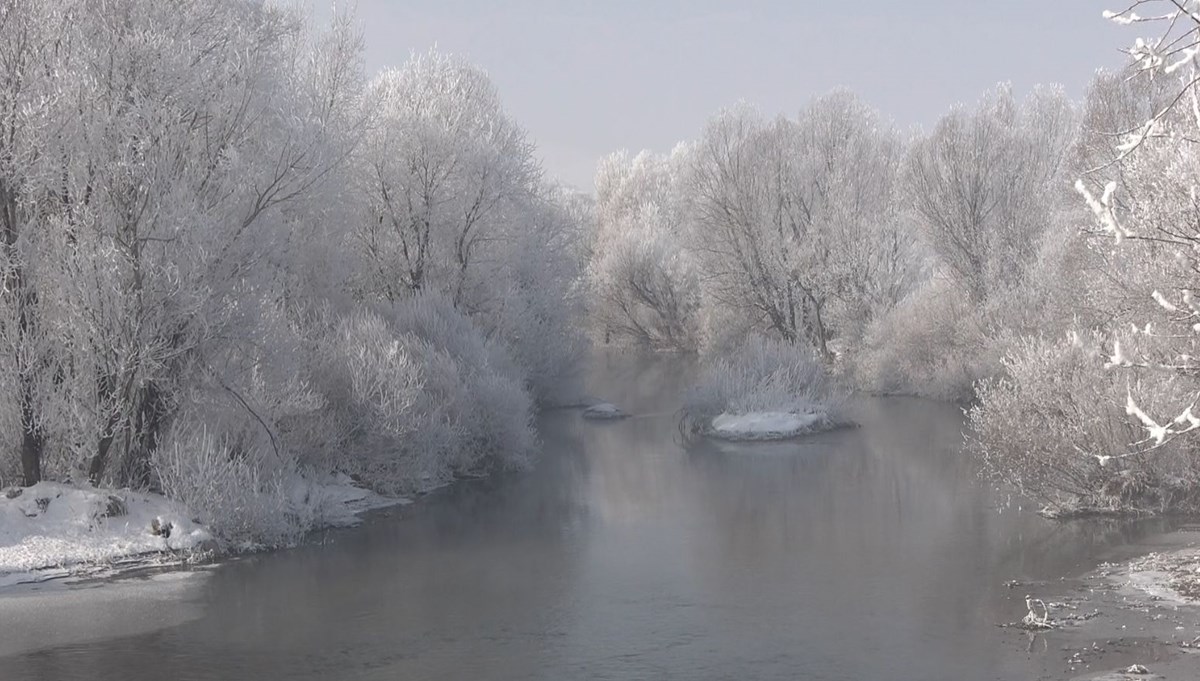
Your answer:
[807,294,833,362]
[118,382,165,488]
[19,380,43,486]
[89,431,116,485]
[88,371,130,485]
[2,180,43,486]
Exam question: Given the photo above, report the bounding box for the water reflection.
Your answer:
[0,352,1169,680]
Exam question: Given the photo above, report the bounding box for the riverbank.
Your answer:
[1000,527,1200,680]
[0,387,1180,680]
[0,477,403,589]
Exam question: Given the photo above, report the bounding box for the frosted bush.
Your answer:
[486,276,587,403]
[321,293,536,495]
[588,210,701,352]
[484,195,588,403]
[970,332,1200,516]
[383,293,536,476]
[681,335,846,437]
[384,292,524,386]
[152,425,312,549]
[852,277,997,402]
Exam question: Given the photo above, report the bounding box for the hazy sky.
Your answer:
[330,0,1130,190]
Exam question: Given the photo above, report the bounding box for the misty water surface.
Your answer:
[0,353,1166,680]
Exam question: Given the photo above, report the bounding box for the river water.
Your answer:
[0,353,1170,680]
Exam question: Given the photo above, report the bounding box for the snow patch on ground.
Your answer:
[0,482,212,588]
[709,411,830,441]
[306,473,409,528]
[0,476,407,589]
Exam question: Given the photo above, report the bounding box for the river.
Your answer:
[0,352,1171,680]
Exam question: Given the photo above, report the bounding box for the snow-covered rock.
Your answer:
[0,482,213,587]
[582,402,629,420]
[708,411,831,441]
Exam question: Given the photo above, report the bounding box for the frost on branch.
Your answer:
[971,332,1200,516]
[1076,180,1133,242]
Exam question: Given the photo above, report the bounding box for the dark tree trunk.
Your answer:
[118,382,166,488]
[3,180,43,486]
[88,371,128,485]
[89,432,115,485]
[20,382,43,486]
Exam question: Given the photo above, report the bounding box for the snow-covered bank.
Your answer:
[0,477,403,589]
[0,483,211,588]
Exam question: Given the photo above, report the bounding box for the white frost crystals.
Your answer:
[1075,179,1133,242]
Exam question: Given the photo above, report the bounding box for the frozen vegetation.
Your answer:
[579,2,1200,516]
[4,0,1200,586]
[680,337,847,441]
[0,0,583,571]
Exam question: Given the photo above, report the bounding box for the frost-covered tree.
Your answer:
[906,84,1077,304]
[967,4,1200,514]
[853,85,1080,400]
[355,50,540,306]
[0,0,85,485]
[0,0,367,490]
[352,50,583,400]
[1072,2,1200,452]
[588,148,701,351]
[64,0,365,486]
[0,3,46,484]
[798,92,917,345]
[686,93,911,358]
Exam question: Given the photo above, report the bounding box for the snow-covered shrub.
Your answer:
[385,294,536,477]
[681,335,846,438]
[387,287,523,384]
[152,424,313,549]
[484,196,588,403]
[852,277,996,402]
[967,13,1200,517]
[320,294,535,494]
[970,333,1200,516]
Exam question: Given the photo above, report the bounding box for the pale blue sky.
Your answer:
[327,1,1129,189]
